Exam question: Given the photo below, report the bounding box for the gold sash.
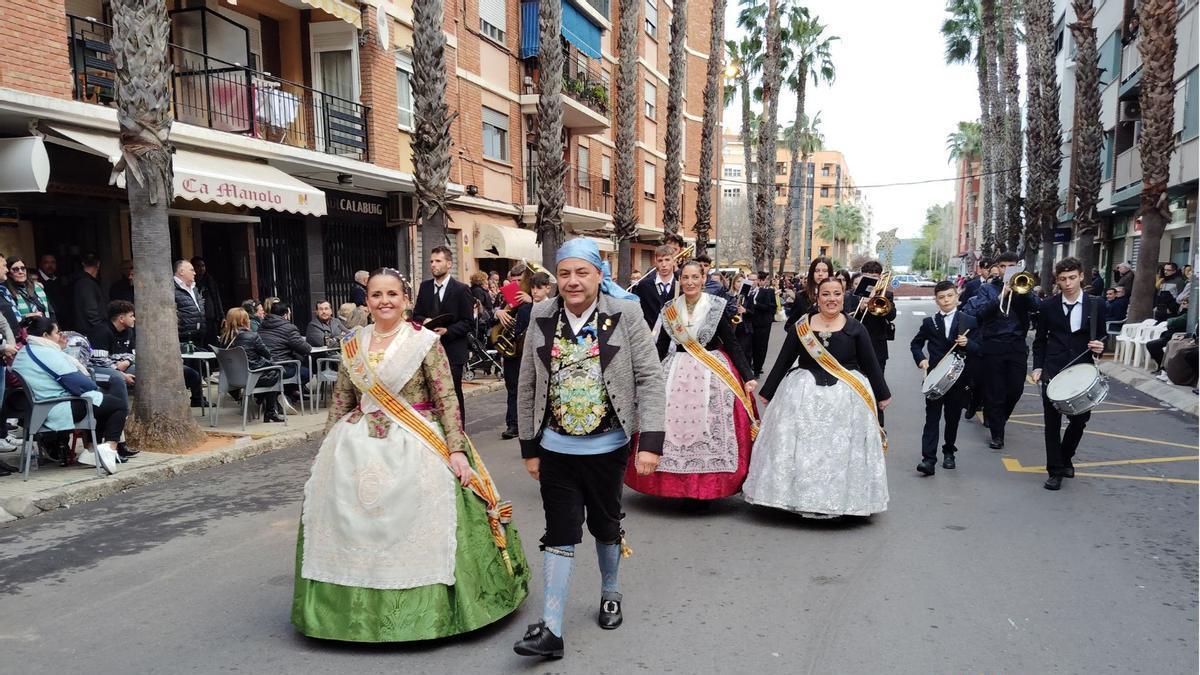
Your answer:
[794,316,888,452]
[341,332,515,575]
[663,303,760,440]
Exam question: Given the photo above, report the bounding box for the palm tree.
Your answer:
[1128,0,1179,322]
[614,0,642,285]
[1022,0,1062,283]
[945,120,983,162]
[1068,0,1103,284]
[999,0,1023,251]
[725,36,761,231]
[816,202,866,263]
[535,0,566,269]
[981,0,1003,256]
[662,0,689,235]
[752,0,784,271]
[412,0,455,259]
[110,0,200,448]
[693,0,727,256]
[942,0,990,259]
[779,112,823,275]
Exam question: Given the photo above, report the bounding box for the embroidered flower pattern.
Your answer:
[550,314,609,435]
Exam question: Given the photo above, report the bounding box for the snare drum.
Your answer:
[921,353,965,400]
[1045,363,1109,415]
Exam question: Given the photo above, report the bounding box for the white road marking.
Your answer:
[911,311,928,316]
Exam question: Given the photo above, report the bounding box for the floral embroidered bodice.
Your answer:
[548,309,617,436]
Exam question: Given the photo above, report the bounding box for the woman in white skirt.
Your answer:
[743,277,891,518]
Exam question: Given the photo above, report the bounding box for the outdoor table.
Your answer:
[182,351,217,416]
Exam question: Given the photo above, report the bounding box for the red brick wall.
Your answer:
[358,5,401,169]
[0,0,74,99]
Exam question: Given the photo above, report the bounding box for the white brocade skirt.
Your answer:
[743,368,888,517]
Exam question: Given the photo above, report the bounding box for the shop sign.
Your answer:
[1053,227,1072,243]
[326,189,387,224]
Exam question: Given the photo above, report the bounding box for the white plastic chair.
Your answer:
[1133,322,1168,370]
[1116,319,1156,365]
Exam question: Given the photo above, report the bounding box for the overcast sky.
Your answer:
[723,0,983,240]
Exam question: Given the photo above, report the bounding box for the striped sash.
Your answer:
[663,303,759,440]
[794,316,888,452]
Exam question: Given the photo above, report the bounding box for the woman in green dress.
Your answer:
[292,268,528,642]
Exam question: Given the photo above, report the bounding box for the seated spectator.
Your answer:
[305,299,348,348]
[62,330,131,416]
[1106,286,1129,322]
[13,316,133,473]
[5,256,54,320]
[86,300,207,408]
[242,299,265,331]
[1148,300,1190,375]
[337,302,356,323]
[258,301,311,403]
[263,296,281,316]
[219,308,283,423]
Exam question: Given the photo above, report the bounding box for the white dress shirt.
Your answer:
[564,299,598,336]
[938,308,957,339]
[1062,293,1083,333]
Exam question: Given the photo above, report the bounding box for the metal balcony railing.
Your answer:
[67,15,369,161]
[561,44,610,116]
[1114,146,1142,190]
[525,164,614,216]
[1120,36,1142,82]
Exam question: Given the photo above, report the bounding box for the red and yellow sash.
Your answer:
[663,303,760,440]
[794,316,888,452]
[342,333,515,575]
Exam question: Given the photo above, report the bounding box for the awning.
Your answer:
[0,137,49,193]
[300,0,362,29]
[520,0,603,60]
[45,125,327,216]
[475,222,542,261]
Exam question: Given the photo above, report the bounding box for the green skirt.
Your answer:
[291,482,530,643]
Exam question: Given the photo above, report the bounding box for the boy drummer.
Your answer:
[910,281,980,476]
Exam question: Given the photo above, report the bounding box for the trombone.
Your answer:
[999,266,1037,315]
[853,272,894,321]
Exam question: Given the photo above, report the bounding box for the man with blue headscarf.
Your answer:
[512,237,666,660]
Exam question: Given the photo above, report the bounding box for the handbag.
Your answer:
[25,346,99,396]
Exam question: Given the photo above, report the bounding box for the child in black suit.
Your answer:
[910,280,980,476]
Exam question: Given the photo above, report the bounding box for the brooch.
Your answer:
[601,318,612,331]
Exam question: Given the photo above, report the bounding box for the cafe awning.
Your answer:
[45,125,327,216]
[475,222,542,261]
[300,0,362,29]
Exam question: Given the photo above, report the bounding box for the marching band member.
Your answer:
[784,256,833,332]
[513,238,665,659]
[625,260,758,500]
[745,271,778,377]
[1032,257,1106,491]
[498,270,552,440]
[743,277,890,518]
[962,251,1037,449]
[633,244,679,329]
[293,268,529,642]
[910,280,980,476]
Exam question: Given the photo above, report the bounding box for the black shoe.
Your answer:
[500,426,518,440]
[1044,476,1063,490]
[263,411,286,423]
[988,436,1004,449]
[116,443,140,458]
[0,461,21,473]
[598,596,623,629]
[0,464,12,476]
[513,622,564,659]
[190,397,210,408]
[942,454,956,470]
[916,459,936,476]
[1064,466,1075,478]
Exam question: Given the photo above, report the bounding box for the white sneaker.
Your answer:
[0,437,16,452]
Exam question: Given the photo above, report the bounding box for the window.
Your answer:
[1098,31,1119,86]
[645,0,658,38]
[395,53,414,129]
[723,187,741,197]
[776,161,786,175]
[644,80,657,119]
[723,166,742,178]
[821,164,831,177]
[643,161,656,198]
[1102,130,1115,181]
[482,106,509,161]
[577,145,590,187]
[479,0,506,43]
[774,184,784,197]
[601,155,612,193]
[820,186,830,197]
[1182,68,1199,141]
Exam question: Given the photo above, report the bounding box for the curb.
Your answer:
[1100,361,1199,416]
[0,376,511,524]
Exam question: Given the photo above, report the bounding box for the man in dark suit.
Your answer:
[911,280,980,476]
[852,261,896,372]
[959,259,990,422]
[411,245,475,423]
[1032,256,1107,491]
[632,244,678,330]
[746,271,776,376]
[958,259,988,308]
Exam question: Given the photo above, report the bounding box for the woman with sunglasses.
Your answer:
[4,256,53,319]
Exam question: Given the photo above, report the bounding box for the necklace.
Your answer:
[372,323,403,340]
[684,296,700,326]
[812,314,837,347]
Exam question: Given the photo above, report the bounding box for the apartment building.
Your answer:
[950,153,982,271]
[1052,0,1197,276]
[720,130,859,271]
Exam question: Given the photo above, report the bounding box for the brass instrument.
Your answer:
[492,259,553,357]
[626,243,696,291]
[999,267,1037,315]
[853,272,894,321]
[730,288,744,325]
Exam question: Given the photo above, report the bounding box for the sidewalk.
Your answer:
[1099,360,1199,416]
[0,375,505,523]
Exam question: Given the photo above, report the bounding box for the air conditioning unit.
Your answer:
[387,193,416,223]
[1120,99,1142,122]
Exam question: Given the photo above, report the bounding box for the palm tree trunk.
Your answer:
[110,0,201,449]
[1128,0,1179,321]
[778,75,806,276]
[981,0,1003,256]
[536,0,566,269]
[1069,0,1103,282]
[693,0,726,255]
[795,150,810,268]
[662,0,688,235]
[753,0,783,271]
[975,53,992,260]
[739,77,755,230]
[412,0,455,259]
[1023,0,1062,277]
[1000,0,1023,252]
[614,0,642,285]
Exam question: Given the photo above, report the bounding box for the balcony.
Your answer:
[523,164,613,231]
[1114,146,1142,190]
[67,15,369,161]
[520,43,610,132]
[1120,37,1142,83]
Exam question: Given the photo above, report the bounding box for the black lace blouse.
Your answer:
[759,318,890,401]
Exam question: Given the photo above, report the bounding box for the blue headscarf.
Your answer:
[555,238,639,301]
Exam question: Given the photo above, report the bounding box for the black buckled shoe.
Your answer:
[500,426,518,440]
[988,436,1004,450]
[1043,476,1063,491]
[513,622,564,659]
[598,595,623,629]
[1064,465,1075,478]
[117,443,140,459]
[916,459,936,476]
[942,453,956,470]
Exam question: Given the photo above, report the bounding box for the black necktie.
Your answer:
[936,313,946,339]
[659,282,668,297]
[434,284,444,313]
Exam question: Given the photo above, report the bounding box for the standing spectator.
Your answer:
[5,256,53,319]
[109,260,135,304]
[191,256,223,347]
[305,299,348,347]
[1088,267,1105,296]
[70,253,105,332]
[173,259,206,346]
[411,246,475,422]
[350,270,369,307]
[259,301,311,404]
[1114,262,1135,297]
[36,254,70,326]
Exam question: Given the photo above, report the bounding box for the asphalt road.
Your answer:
[1,299,1196,674]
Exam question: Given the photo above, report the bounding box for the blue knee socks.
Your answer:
[596,540,621,600]
[542,546,575,636]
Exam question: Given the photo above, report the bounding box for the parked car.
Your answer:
[891,274,936,287]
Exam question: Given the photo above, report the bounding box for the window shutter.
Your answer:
[479,0,506,33]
